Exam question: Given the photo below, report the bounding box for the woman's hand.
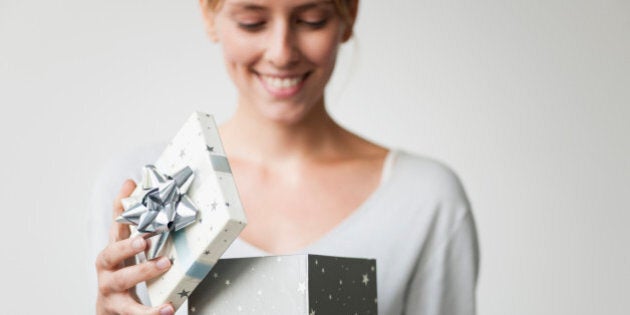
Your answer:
[95,180,175,315]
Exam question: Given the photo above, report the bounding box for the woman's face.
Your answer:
[203,0,352,124]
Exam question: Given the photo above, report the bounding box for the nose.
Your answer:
[265,21,299,69]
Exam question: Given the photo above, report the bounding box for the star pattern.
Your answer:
[297,282,306,294]
[177,289,190,298]
[362,274,370,286]
[188,255,376,314]
[135,113,249,311]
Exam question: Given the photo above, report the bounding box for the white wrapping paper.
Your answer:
[127,112,247,311]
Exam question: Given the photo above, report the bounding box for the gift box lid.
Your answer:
[124,112,247,310]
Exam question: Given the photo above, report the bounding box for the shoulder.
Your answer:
[388,150,469,205]
[385,150,478,265]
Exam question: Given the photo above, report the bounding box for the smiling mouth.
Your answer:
[256,72,310,97]
[260,73,309,88]
[261,75,304,89]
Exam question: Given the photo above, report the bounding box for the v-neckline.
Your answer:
[232,150,399,256]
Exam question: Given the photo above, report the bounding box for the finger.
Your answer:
[103,256,171,293]
[97,236,147,270]
[110,179,137,243]
[156,304,175,315]
[113,179,137,217]
[109,222,131,244]
[109,294,174,315]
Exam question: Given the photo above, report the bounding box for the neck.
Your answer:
[219,99,351,166]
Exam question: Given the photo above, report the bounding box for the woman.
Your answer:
[93,0,479,314]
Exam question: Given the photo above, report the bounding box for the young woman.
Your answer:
[93,0,479,314]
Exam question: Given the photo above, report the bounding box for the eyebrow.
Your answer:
[227,0,333,12]
[229,2,265,12]
[295,1,334,12]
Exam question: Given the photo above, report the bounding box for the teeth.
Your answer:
[262,75,302,89]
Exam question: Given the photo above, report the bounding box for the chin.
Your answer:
[265,109,310,126]
[259,101,316,126]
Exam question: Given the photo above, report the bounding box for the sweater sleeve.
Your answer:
[403,208,480,315]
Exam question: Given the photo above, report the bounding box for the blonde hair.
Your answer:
[203,0,356,29]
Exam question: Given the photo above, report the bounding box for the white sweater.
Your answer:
[89,147,479,315]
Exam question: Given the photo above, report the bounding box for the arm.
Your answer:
[404,209,480,315]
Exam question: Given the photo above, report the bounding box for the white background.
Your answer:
[1,0,629,314]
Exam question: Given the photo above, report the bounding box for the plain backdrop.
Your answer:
[1,0,629,314]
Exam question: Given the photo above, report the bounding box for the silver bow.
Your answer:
[116,165,199,259]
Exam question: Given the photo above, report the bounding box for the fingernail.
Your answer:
[132,237,145,250]
[156,256,171,270]
[159,305,174,315]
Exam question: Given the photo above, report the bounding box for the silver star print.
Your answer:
[362,274,370,286]
[297,282,306,294]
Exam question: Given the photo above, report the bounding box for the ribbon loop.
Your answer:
[116,165,199,259]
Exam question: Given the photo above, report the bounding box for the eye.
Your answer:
[298,18,328,29]
[238,21,266,31]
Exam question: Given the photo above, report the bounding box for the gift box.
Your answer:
[188,254,378,315]
[119,112,247,310]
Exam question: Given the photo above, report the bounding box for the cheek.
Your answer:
[220,30,260,71]
[299,30,343,70]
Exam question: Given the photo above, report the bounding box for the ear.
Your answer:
[341,0,359,42]
[199,0,219,42]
